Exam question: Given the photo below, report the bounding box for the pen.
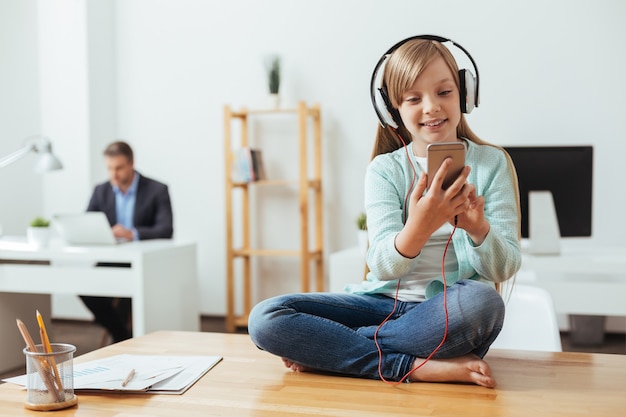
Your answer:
[121,368,136,387]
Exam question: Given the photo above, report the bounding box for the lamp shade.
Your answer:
[0,135,63,173]
[34,152,63,173]
[32,138,63,173]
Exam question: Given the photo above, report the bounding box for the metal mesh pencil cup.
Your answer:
[23,343,78,411]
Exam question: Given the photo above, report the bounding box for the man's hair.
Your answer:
[104,141,134,163]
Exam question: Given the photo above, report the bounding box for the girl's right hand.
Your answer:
[395,160,470,258]
[418,158,471,226]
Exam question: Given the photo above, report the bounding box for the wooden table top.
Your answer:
[0,331,624,416]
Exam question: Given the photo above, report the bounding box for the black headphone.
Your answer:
[370,34,480,129]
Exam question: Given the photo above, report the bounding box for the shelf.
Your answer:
[230,107,321,118]
[224,101,324,332]
[232,315,249,328]
[231,108,296,117]
[232,249,323,259]
[230,179,321,188]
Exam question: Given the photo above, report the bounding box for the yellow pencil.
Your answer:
[36,310,53,352]
[36,310,65,394]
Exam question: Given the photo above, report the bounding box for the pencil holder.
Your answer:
[23,343,78,411]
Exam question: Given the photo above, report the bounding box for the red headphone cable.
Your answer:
[374,223,455,385]
[373,128,455,385]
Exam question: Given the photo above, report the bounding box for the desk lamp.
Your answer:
[0,135,63,173]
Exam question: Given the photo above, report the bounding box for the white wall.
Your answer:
[38,0,93,218]
[0,0,42,234]
[113,0,626,315]
[3,0,626,318]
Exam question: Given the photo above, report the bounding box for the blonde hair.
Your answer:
[370,38,521,294]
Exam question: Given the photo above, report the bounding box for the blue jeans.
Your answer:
[248,280,504,381]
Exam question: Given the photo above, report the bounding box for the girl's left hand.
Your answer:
[453,188,490,245]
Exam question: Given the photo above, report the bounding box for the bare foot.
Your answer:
[409,354,496,388]
[282,358,311,373]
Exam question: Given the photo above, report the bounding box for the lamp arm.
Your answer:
[0,144,35,168]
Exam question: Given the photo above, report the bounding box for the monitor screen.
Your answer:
[503,146,593,238]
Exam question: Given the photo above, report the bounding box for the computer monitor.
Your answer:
[503,146,593,253]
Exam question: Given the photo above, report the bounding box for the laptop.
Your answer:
[53,212,119,246]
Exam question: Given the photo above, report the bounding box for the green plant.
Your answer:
[267,56,280,94]
[30,216,50,228]
[356,212,367,231]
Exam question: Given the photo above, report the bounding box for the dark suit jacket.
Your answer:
[87,173,173,240]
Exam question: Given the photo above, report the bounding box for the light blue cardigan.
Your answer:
[347,139,521,299]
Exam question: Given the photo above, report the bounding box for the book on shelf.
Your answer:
[232,147,266,182]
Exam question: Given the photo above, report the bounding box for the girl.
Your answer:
[248,36,520,388]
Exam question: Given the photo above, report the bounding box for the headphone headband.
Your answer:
[370,34,480,128]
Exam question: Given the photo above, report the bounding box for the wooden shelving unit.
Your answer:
[224,101,323,331]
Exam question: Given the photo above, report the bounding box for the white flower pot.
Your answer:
[268,93,280,109]
[27,227,50,249]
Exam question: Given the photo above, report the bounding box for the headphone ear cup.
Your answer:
[459,69,477,114]
[377,86,401,129]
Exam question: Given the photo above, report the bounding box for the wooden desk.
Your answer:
[1,331,624,416]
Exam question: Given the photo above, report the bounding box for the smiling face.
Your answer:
[396,56,462,157]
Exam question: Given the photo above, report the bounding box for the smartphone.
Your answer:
[427,142,466,190]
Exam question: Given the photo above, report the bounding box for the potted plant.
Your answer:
[266,55,281,108]
[356,212,368,256]
[27,216,51,249]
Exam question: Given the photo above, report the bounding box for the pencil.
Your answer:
[36,310,53,353]
[121,369,136,387]
[16,318,64,402]
[36,310,65,393]
[16,318,37,351]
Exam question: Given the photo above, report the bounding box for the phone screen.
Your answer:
[427,142,466,189]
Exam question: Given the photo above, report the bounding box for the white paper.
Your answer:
[3,354,222,394]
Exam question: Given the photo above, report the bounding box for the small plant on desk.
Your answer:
[27,216,51,249]
[356,213,367,231]
[30,217,50,228]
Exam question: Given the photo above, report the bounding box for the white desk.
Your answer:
[329,242,626,325]
[0,237,199,373]
[328,246,365,292]
[520,241,626,318]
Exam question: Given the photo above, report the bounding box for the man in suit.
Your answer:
[81,141,173,342]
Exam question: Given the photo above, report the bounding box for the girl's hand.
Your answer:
[422,159,472,229]
[395,159,470,257]
[453,188,490,245]
[444,169,490,245]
